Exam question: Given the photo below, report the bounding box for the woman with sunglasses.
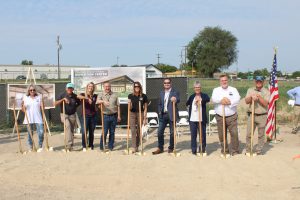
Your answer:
[22,85,44,152]
[77,82,98,151]
[128,81,148,153]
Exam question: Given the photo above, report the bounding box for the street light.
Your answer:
[57,35,62,79]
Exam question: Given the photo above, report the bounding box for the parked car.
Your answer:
[16,75,26,80]
[40,73,48,79]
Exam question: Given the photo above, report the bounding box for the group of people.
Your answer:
[21,74,300,156]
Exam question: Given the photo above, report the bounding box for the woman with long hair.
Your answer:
[22,85,44,152]
[78,82,98,151]
[128,81,148,153]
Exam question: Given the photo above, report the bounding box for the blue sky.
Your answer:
[0,0,299,72]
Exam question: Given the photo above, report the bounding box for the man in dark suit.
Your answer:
[152,78,180,155]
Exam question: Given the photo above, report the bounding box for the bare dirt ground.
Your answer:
[0,125,300,200]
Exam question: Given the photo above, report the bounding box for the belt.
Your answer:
[248,112,267,116]
[104,113,117,116]
[216,113,236,118]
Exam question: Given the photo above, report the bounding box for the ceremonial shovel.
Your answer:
[136,98,146,156]
[24,106,37,152]
[100,104,109,154]
[41,95,53,151]
[246,99,257,157]
[170,101,181,157]
[197,101,207,157]
[220,105,230,159]
[13,104,25,154]
[123,100,131,155]
[82,99,88,151]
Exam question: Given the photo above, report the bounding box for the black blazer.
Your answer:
[186,92,210,123]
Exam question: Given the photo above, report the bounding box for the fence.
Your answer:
[0,77,298,131]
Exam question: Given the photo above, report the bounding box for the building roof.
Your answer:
[127,64,162,73]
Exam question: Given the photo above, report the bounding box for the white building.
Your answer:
[0,64,90,80]
[128,64,163,78]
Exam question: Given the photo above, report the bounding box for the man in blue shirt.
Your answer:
[287,86,300,134]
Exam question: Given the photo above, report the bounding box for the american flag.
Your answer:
[266,53,279,138]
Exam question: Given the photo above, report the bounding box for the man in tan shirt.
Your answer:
[97,82,121,151]
[245,76,270,155]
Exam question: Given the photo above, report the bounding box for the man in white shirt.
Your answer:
[211,74,240,156]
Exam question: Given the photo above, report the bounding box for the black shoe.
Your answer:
[231,152,239,156]
[168,149,174,153]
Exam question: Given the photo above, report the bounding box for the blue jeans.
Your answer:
[27,123,44,149]
[81,115,96,148]
[189,121,207,153]
[100,114,117,150]
[157,113,174,151]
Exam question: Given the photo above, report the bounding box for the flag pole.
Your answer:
[271,47,282,144]
[274,47,277,141]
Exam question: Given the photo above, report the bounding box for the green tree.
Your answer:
[253,68,269,77]
[157,63,177,73]
[187,26,238,77]
[291,71,300,78]
[21,60,33,65]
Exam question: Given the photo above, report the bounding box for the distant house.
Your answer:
[127,64,163,78]
[213,72,238,79]
[95,75,135,93]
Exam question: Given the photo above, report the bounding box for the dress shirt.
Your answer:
[287,86,300,105]
[211,86,240,116]
[163,88,171,112]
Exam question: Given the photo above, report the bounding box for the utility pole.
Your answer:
[180,50,184,76]
[182,46,187,65]
[57,35,62,79]
[156,53,161,65]
[117,56,119,65]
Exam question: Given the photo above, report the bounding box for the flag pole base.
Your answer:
[270,139,283,144]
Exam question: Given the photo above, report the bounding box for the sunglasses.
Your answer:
[30,89,36,92]
[134,85,140,88]
[164,82,170,84]
[67,87,74,89]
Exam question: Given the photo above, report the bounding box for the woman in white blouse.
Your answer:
[22,85,44,152]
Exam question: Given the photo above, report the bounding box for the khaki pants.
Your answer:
[216,113,239,154]
[129,112,144,150]
[60,113,76,149]
[293,106,300,131]
[246,114,267,153]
